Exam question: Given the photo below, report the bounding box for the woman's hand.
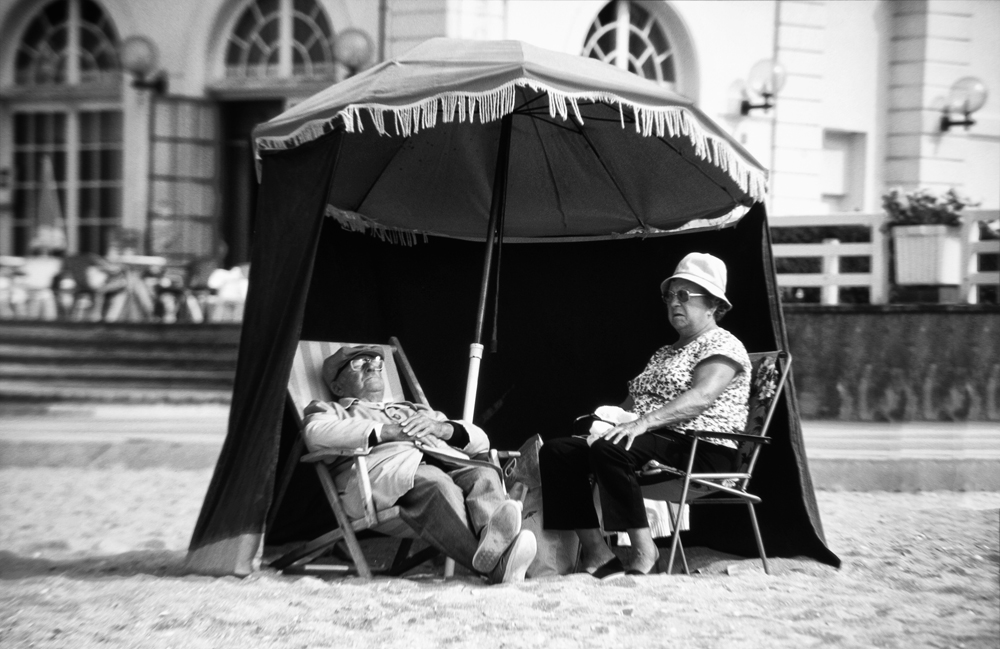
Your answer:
[595,417,649,450]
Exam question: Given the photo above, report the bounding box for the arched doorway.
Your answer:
[212,0,338,268]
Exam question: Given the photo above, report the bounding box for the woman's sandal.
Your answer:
[590,557,626,580]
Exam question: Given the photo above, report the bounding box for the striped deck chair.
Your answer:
[269,337,450,578]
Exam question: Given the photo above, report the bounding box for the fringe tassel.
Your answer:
[264,78,768,202]
[325,205,428,246]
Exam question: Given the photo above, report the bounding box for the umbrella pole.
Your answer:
[462,114,513,422]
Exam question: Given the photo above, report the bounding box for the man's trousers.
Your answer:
[395,463,506,572]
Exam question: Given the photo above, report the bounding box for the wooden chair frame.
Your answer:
[638,350,792,576]
[269,336,444,578]
[268,336,514,579]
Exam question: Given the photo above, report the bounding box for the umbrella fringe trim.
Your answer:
[325,203,748,246]
[259,77,767,201]
[325,205,429,246]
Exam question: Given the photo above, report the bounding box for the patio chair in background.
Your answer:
[56,253,126,321]
[638,350,792,576]
[13,255,63,320]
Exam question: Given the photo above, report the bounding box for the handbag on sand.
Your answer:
[504,434,580,577]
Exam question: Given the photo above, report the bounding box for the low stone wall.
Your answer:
[784,305,999,422]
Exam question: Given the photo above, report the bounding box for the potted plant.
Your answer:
[882,187,978,285]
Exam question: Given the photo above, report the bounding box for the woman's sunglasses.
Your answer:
[661,289,707,304]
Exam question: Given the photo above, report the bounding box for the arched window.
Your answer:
[225,0,336,78]
[14,0,119,86]
[582,0,676,88]
[4,0,122,256]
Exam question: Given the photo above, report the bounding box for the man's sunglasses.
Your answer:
[339,355,384,376]
[661,289,707,304]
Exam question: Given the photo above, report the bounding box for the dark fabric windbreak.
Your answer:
[261,204,839,567]
[186,133,342,576]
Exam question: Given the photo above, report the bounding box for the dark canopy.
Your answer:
[186,132,839,575]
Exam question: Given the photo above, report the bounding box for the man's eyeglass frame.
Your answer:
[337,355,384,378]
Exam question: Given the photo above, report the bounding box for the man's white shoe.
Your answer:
[489,530,536,584]
[472,500,522,573]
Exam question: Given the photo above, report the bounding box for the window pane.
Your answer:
[153,142,174,176]
[78,149,96,181]
[14,114,31,145]
[16,0,119,87]
[100,111,122,143]
[582,1,675,86]
[78,185,93,216]
[154,103,175,138]
[14,152,32,183]
[99,149,121,181]
[100,187,121,218]
[52,151,67,180]
[13,189,30,222]
[79,111,97,144]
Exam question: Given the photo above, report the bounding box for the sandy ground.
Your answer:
[0,468,997,649]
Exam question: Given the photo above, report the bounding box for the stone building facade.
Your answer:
[0,0,997,266]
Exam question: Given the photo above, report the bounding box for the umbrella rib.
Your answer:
[512,90,549,114]
[526,113,570,229]
[656,136,740,203]
[348,137,412,215]
[567,118,646,231]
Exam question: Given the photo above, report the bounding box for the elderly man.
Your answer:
[303,344,536,583]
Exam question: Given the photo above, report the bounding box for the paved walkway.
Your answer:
[1,404,997,489]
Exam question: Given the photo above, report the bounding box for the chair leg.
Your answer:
[388,544,440,577]
[666,488,693,575]
[666,442,700,576]
[269,527,346,570]
[665,502,689,575]
[314,465,374,579]
[745,501,770,575]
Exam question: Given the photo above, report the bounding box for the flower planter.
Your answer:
[891,224,961,285]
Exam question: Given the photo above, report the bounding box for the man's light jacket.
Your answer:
[302,398,490,520]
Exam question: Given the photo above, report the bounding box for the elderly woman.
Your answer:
[538,252,751,577]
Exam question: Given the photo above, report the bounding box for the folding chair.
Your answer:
[268,336,514,578]
[638,350,792,576]
[267,337,444,577]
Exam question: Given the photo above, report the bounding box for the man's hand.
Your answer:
[381,413,453,442]
[401,412,453,440]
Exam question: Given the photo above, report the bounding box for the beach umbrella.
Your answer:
[32,155,67,254]
[253,38,768,421]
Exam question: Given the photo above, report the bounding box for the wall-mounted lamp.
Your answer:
[940,76,988,132]
[740,59,787,115]
[335,28,375,78]
[120,35,168,94]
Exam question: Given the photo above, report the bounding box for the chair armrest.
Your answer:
[472,450,521,461]
[301,447,372,463]
[688,430,771,444]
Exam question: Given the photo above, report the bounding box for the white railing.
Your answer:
[771,209,999,305]
[961,210,1000,304]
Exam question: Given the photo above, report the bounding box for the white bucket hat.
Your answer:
[659,252,731,309]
